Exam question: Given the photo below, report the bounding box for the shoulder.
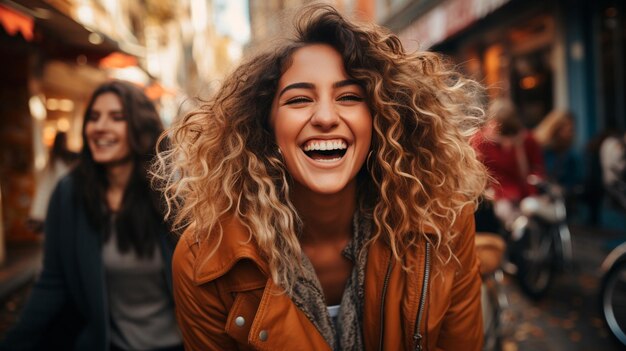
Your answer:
[172,228,201,282]
[46,174,78,214]
[173,217,269,287]
[54,173,75,193]
[451,204,476,250]
[454,204,475,230]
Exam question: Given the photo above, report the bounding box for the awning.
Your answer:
[1,0,120,60]
[99,52,138,69]
[395,0,512,50]
[0,4,34,41]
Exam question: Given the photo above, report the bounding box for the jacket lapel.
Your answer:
[193,217,332,350]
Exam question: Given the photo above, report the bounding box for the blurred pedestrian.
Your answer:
[600,130,626,210]
[1,80,182,351]
[28,131,77,234]
[154,4,487,350]
[475,99,545,229]
[533,109,579,192]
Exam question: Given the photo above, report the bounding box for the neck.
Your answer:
[106,161,134,191]
[291,180,357,245]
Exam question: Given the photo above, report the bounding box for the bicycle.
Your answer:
[599,178,626,347]
[475,232,508,351]
[508,176,573,299]
[600,241,626,346]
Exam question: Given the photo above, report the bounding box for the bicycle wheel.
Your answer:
[601,260,626,346]
[514,218,556,300]
[481,278,502,351]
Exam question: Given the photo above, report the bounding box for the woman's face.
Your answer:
[269,44,372,195]
[85,92,131,165]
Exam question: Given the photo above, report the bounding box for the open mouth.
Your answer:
[93,138,118,147]
[302,139,348,162]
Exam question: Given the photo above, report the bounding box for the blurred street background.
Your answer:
[0,0,625,350]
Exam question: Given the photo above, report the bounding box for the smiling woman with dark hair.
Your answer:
[2,80,182,351]
[155,4,487,351]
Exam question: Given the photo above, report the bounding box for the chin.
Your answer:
[299,177,353,195]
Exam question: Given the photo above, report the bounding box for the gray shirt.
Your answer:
[102,228,181,350]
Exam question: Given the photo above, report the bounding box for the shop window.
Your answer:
[510,48,553,128]
[598,0,625,131]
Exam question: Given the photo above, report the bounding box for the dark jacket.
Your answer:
[1,176,176,351]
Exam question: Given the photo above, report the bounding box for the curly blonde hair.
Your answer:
[153,4,488,290]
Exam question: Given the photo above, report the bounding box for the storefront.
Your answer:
[0,1,117,245]
[593,0,625,133]
[427,0,562,129]
[392,0,625,148]
[386,0,625,227]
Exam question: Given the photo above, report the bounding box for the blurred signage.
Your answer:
[100,52,138,68]
[399,0,511,50]
[0,4,34,41]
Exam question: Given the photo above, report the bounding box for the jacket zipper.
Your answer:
[378,253,394,351]
[413,242,431,351]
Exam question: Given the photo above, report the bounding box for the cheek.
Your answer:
[271,114,300,148]
[119,125,130,148]
[84,123,93,137]
[355,111,373,144]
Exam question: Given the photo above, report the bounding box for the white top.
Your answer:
[600,135,626,187]
[102,225,181,349]
[327,304,340,318]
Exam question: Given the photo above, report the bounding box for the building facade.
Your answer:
[380,0,625,150]
[0,0,242,260]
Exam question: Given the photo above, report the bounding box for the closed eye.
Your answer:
[337,94,364,102]
[112,113,126,121]
[285,97,313,105]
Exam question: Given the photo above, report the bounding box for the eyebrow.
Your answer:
[277,79,361,98]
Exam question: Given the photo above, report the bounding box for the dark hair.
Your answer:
[50,131,77,166]
[74,80,165,257]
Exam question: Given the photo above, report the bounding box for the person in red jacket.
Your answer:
[475,99,545,229]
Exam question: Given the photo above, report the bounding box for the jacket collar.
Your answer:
[190,213,444,286]
[192,216,269,285]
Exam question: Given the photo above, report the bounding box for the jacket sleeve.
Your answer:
[436,208,483,351]
[1,181,70,350]
[172,235,238,350]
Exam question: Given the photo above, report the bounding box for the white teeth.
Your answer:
[95,139,116,147]
[303,139,348,152]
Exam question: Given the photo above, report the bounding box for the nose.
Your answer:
[310,99,339,130]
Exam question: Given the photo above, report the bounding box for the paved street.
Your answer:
[498,225,625,351]
[0,226,625,350]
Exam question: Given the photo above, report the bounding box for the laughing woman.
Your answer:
[2,81,182,351]
[155,4,487,351]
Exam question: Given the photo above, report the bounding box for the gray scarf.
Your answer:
[289,211,370,351]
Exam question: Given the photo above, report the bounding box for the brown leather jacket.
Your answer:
[172,208,483,350]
